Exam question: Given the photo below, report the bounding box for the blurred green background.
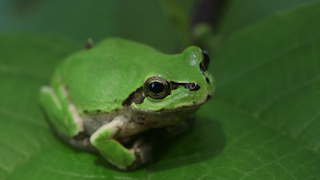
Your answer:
[1,0,320,179]
[1,0,318,51]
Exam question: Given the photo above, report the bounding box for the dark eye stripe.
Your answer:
[170,82,201,91]
[186,82,200,91]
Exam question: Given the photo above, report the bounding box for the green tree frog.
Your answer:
[39,38,215,170]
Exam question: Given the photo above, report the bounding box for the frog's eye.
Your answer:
[144,76,171,99]
[200,49,210,71]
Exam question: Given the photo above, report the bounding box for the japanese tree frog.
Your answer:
[39,38,215,170]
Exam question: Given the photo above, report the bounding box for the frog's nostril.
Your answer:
[200,69,211,84]
[206,77,210,84]
[206,95,212,101]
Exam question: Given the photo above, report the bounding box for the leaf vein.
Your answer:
[239,148,303,180]
[256,75,320,116]
[294,111,320,138]
[0,108,47,129]
[216,97,320,155]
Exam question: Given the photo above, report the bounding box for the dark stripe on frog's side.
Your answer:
[122,87,145,106]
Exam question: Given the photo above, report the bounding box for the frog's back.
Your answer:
[53,38,164,113]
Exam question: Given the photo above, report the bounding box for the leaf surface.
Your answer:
[1,3,320,180]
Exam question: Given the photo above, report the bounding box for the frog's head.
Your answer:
[127,46,215,127]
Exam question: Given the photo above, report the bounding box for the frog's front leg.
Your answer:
[39,86,84,137]
[90,116,152,170]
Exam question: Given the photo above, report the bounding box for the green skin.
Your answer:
[39,38,215,170]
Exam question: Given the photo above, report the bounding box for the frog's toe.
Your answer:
[127,137,153,170]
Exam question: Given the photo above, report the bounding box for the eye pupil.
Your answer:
[144,76,170,99]
[149,82,165,94]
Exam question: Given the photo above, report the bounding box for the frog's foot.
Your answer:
[90,116,152,170]
[127,137,152,170]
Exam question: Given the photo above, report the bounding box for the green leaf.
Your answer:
[1,2,320,180]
